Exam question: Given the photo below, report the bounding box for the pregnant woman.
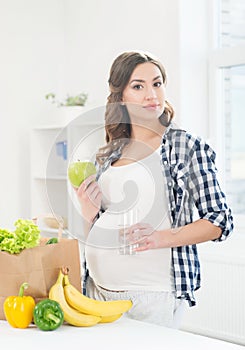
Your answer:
[75,51,233,328]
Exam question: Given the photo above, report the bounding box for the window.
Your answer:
[223,65,245,215]
[219,0,245,48]
[208,0,245,230]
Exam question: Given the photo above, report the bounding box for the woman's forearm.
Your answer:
[160,219,222,248]
[134,219,222,251]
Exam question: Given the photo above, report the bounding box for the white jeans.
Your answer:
[86,277,186,329]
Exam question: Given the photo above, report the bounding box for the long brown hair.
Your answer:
[96,51,174,165]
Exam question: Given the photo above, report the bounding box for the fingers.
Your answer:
[79,174,96,191]
[76,175,97,196]
[125,223,155,252]
[72,175,94,191]
[75,175,101,208]
[133,237,154,252]
[85,183,101,205]
[128,223,154,236]
[134,243,149,252]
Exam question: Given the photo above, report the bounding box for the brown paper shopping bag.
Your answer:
[0,236,82,320]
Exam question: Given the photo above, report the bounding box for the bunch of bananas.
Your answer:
[49,267,132,327]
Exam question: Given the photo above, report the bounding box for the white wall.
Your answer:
[179,0,209,138]
[62,0,182,114]
[0,0,209,225]
[0,0,65,228]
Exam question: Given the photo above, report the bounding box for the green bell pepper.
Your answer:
[33,299,64,331]
[46,237,58,245]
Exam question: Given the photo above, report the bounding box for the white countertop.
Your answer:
[0,316,243,350]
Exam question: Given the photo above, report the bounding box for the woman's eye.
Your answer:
[132,84,143,90]
[154,81,162,87]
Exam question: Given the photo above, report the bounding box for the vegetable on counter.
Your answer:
[4,282,35,328]
[0,219,40,254]
[33,299,64,331]
[46,237,58,245]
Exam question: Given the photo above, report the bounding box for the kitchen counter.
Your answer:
[0,316,243,350]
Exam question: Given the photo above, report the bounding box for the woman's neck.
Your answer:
[130,119,166,144]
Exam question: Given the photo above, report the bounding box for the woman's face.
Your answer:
[122,62,165,122]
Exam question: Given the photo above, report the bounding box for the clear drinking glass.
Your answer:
[118,208,139,255]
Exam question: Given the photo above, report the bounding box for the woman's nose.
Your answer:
[145,86,157,100]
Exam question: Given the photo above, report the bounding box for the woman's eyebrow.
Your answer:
[129,75,162,84]
[129,79,145,84]
[153,75,162,81]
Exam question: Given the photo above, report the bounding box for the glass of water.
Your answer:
[118,208,139,255]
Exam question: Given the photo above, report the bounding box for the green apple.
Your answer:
[67,161,96,188]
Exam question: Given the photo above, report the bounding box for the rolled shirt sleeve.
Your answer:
[188,137,234,242]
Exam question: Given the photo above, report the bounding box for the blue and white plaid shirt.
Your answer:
[83,122,234,306]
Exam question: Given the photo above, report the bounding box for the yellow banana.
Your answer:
[99,314,122,323]
[49,270,101,327]
[63,271,132,317]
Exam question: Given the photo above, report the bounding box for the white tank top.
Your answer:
[85,147,174,292]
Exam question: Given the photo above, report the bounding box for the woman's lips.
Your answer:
[143,104,160,110]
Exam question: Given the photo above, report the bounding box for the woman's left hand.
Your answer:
[127,223,170,251]
[128,219,222,251]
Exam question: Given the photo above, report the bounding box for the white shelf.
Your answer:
[33,125,64,130]
[33,175,67,181]
[30,116,105,236]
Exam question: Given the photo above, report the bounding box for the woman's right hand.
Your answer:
[75,174,102,224]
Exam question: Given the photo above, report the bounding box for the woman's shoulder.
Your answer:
[166,123,211,148]
[164,123,216,159]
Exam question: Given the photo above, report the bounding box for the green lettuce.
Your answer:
[0,219,40,254]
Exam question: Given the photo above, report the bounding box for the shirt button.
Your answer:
[168,182,172,187]
[163,160,168,165]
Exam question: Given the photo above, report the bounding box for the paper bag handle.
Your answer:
[32,213,64,240]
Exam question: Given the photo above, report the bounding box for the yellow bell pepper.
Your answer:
[4,282,35,328]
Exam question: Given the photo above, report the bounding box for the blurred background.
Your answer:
[0,0,244,346]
